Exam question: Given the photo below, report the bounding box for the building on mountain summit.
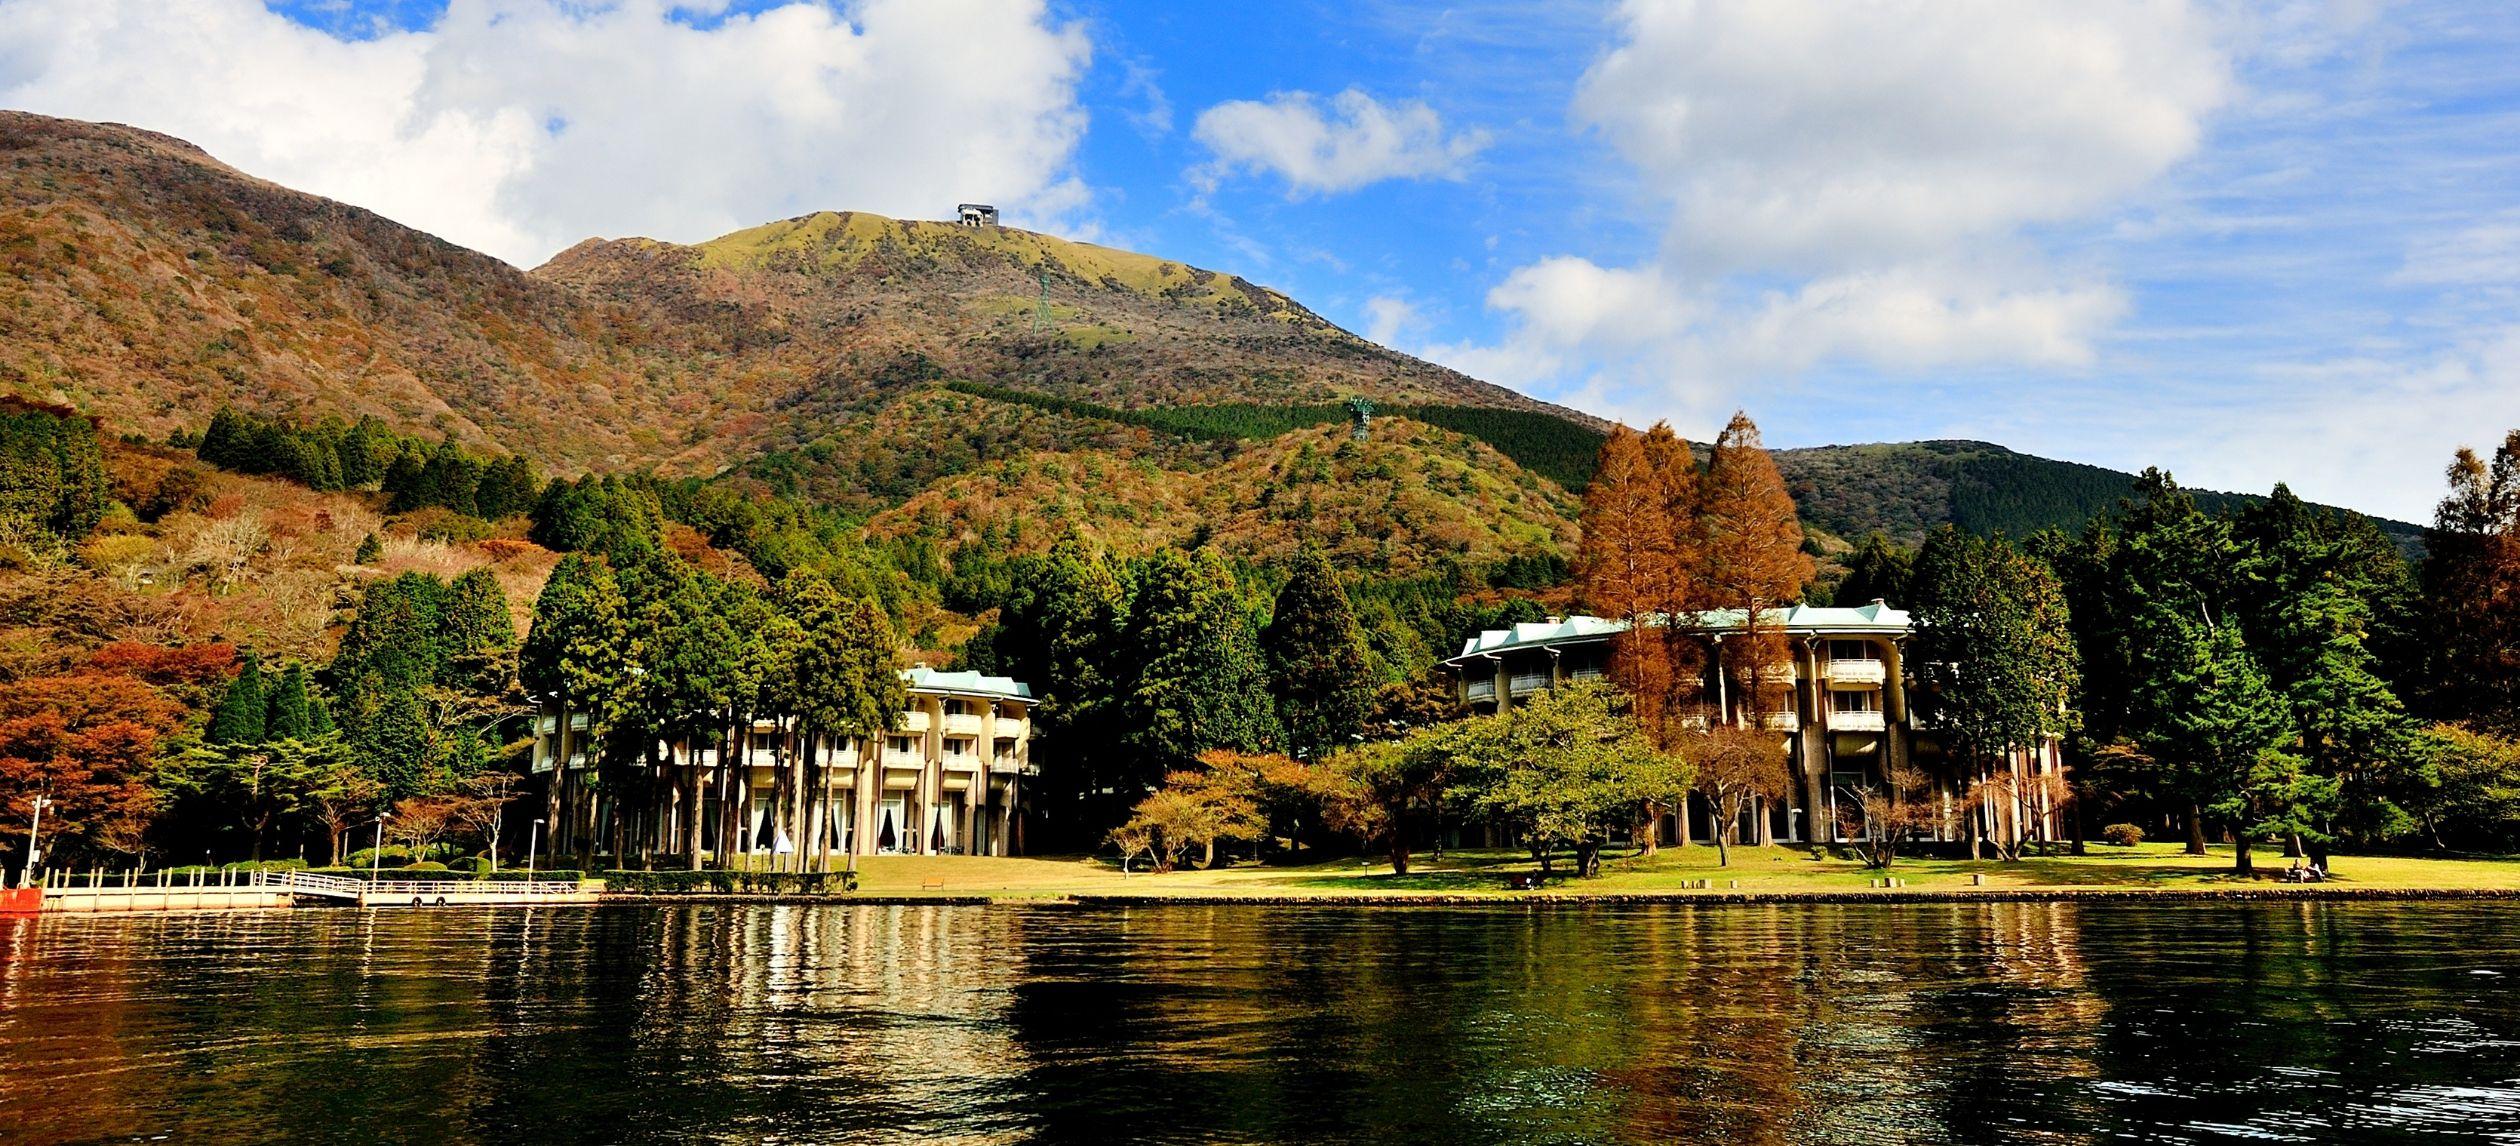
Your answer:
[1441,602,2064,850]
[956,203,999,227]
[529,667,1035,859]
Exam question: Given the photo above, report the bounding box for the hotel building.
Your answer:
[1442,602,2064,849]
[529,666,1035,859]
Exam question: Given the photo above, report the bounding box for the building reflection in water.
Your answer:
[3,901,2520,1143]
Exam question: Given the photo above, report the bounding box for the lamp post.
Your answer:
[371,812,391,886]
[20,794,50,889]
[526,818,544,880]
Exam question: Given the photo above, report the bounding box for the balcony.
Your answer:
[1830,710,1887,732]
[991,753,1025,774]
[1828,659,1887,687]
[899,709,932,733]
[881,748,924,769]
[1762,710,1801,732]
[1464,677,1497,701]
[1508,672,1551,695]
[941,751,984,772]
[942,712,983,736]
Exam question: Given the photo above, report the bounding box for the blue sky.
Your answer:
[2,1,2515,523]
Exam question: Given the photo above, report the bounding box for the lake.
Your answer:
[1,901,2516,1143]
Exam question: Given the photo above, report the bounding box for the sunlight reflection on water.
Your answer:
[0,901,2516,1143]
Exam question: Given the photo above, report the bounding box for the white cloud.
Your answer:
[1192,88,1487,196]
[1435,0,2233,420]
[2395,210,2520,286]
[0,0,1093,266]
[1360,295,1418,347]
[2129,323,2520,522]
[1578,0,2230,271]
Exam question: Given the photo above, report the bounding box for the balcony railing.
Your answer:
[881,748,924,768]
[1762,710,1801,732]
[1508,672,1551,695]
[992,754,1025,773]
[1464,678,1497,700]
[1827,659,1887,686]
[899,710,932,733]
[941,752,983,771]
[941,712,983,736]
[1829,710,1887,732]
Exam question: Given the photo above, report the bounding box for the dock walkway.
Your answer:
[37,868,597,912]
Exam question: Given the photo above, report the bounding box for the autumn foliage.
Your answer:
[1576,412,1812,741]
[0,659,201,863]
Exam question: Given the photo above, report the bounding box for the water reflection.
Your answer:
[0,902,2515,1143]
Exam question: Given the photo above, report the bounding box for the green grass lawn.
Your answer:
[839,843,2520,899]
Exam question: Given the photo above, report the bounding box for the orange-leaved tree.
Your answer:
[1698,412,1812,726]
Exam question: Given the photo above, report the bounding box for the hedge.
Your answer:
[599,869,859,895]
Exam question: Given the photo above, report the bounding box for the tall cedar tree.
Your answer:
[1698,413,1813,721]
[441,568,520,697]
[2233,484,2420,852]
[1261,550,1376,760]
[987,533,1132,840]
[0,399,109,539]
[264,662,316,741]
[1120,549,1279,799]
[2105,470,2237,852]
[781,575,906,869]
[2170,621,2334,873]
[206,652,267,746]
[2425,429,2520,733]
[520,554,632,858]
[1907,528,2080,848]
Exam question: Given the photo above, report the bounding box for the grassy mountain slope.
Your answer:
[0,111,2417,582]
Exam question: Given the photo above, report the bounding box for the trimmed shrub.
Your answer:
[2100,823,2145,847]
[400,861,449,873]
[600,869,858,895]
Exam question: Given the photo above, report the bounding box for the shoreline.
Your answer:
[27,884,2520,916]
[597,884,2520,908]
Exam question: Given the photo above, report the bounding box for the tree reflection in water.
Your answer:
[1,902,2516,1143]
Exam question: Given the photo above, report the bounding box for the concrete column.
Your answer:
[921,696,944,855]
[1492,657,1510,715]
[1885,636,1913,779]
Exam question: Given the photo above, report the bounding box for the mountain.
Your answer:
[1772,439,2426,553]
[0,111,2419,575]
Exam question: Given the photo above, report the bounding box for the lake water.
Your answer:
[2,901,2517,1144]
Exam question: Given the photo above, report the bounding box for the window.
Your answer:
[889,736,915,755]
[945,699,972,716]
[1830,640,1877,663]
[1832,690,1880,713]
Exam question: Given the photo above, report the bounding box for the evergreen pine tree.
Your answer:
[207,652,268,745]
[2169,622,2331,873]
[197,407,246,470]
[354,532,383,565]
[264,661,314,741]
[441,568,518,694]
[1262,549,1375,760]
[1120,549,1279,795]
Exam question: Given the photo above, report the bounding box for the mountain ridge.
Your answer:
[0,110,2419,570]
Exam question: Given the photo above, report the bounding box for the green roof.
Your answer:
[1447,603,1910,665]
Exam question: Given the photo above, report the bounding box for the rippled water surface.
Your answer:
[3,901,2518,1143]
